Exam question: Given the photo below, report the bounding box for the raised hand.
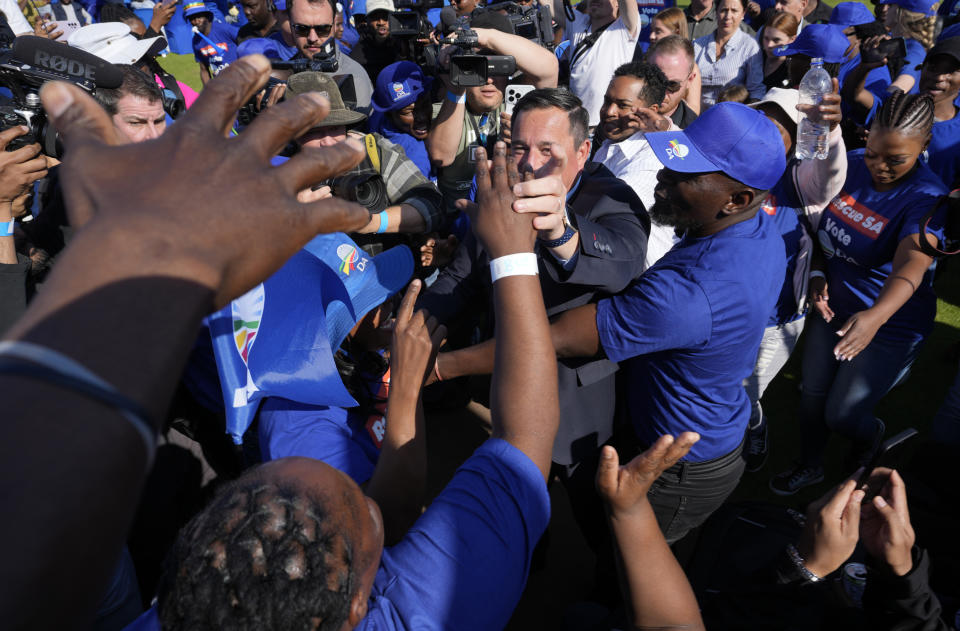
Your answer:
[36,55,370,309]
[470,142,537,258]
[859,468,915,576]
[390,279,446,394]
[596,433,700,517]
[797,476,865,578]
[797,78,843,130]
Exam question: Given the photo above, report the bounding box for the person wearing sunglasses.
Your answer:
[287,0,374,109]
[647,35,701,128]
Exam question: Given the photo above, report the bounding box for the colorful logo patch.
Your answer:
[336,243,360,275]
[665,140,689,159]
[232,284,265,364]
[392,82,409,102]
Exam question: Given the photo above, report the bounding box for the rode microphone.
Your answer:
[10,36,123,89]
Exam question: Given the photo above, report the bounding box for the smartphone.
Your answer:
[861,37,907,64]
[504,84,535,116]
[856,427,918,501]
[853,20,887,42]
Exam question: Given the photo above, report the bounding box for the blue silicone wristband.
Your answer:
[0,219,13,237]
[375,211,389,234]
[446,90,466,104]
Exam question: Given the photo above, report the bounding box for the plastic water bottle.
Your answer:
[796,58,832,160]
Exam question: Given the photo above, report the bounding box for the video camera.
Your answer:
[0,36,122,157]
[448,26,516,88]
[485,1,553,49]
[384,0,443,74]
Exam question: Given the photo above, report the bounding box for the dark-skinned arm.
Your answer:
[0,56,370,629]
[435,302,601,381]
[833,233,936,360]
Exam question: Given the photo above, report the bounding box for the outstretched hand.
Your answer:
[596,433,700,517]
[37,55,370,309]
[469,142,537,258]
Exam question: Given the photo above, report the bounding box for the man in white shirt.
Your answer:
[0,0,34,35]
[566,0,640,128]
[593,61,680,269]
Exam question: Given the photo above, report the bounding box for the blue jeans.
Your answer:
[799,313,923,468]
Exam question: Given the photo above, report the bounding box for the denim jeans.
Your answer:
[799,313,924,468]
[745,318,806,429]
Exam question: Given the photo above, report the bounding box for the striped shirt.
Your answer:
[694,28,765,107]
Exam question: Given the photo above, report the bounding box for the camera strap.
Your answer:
[364,134,380,173]
[918,190,960,257]
[570,19,611,66]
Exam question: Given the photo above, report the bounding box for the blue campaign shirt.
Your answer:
[596,210,785,462]
[838,54,893,122]
[817,150,946,344]
[378,118,434,180]
[193,21,240,75]
[761,169,807,327]
[925,112,960,190]
[636,0,676,43]
[125,439,549,631]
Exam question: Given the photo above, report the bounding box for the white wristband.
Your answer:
[809,270,826,280]
[0,219,13,237]
[490,253,538,283]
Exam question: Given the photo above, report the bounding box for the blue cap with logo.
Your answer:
[773,24,851,63]
[646,102,787,190]
[371,61,433,112]
[876,0,938,17]
[829,1,876,27]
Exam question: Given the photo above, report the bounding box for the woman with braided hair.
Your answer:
[771,90,948,495]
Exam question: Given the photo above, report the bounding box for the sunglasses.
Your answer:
[292,22,333,37]
[665,80,683,93]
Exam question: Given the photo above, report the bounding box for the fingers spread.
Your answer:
[241,93,332,160]
[41,81,119,148]
[278,136,365,193]
[183,55,272,137]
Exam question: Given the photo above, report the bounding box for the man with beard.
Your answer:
[543,103,787,543]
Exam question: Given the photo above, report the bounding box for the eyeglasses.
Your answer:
[665,80,683,93]
[292,22,333,38]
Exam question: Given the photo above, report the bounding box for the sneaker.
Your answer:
[745,420,769,473]
[769,463,825,496]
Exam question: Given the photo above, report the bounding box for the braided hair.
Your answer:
[872,89,935,139]
[157,476,356,631]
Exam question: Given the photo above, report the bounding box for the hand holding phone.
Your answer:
[858,468,915,576]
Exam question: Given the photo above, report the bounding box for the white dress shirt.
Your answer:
[594,130,681,269]
[568,12,640,127]
[694,28,765,107]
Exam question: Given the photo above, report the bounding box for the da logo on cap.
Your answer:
[232,285,264,363]
[336,243,369,275]
[392,81,409,101]
[666,140,689,159]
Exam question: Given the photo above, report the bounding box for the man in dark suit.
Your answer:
[418,88,648,550]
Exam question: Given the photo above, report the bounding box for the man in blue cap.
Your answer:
[184,0,240,84]
[533,102,788,542]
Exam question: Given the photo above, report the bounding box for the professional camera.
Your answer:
[0,36,121,157]
[448,27,516,88]
[386,0,443,74]
[485,1,553,48]
[317,170,389,212]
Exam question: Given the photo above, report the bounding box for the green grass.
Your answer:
[158,53,204,94]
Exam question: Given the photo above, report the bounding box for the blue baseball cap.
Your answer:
[183,0,213,17]
[303,233,414,350]
[371,61,432,112]
[237,37,285,58]
[773,24,850,63]
[646,102,786,190]
[829,2,875,27]
[876,0,939,17]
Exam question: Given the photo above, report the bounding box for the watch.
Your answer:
[538,206,576,248]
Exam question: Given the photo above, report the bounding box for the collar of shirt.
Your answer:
[567,174,583,201]
[708,28,744,61]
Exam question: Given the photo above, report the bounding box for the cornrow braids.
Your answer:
[157,477,356,631]
[873,89,935,138]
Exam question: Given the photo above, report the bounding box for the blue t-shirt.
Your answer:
[378,119,433,181]
[192,21,240,75]
[900,38,926,93]
[925,112,960,190]
[817,150,946,343]
[125,439,549,631]
[258,390,387,485]
[761,169,807,327]
[837,54,893,122]
[596,210,785,462]
[359,439,549,631]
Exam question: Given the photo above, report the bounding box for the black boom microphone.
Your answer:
[10,36,123,90]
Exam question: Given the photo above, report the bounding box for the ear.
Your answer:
[576,138,591,169]
[722,187,757,216]
[347,589,369,628]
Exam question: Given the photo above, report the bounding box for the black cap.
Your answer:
[927,36,960,65]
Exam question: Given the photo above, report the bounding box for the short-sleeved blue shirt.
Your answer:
[596,210,785,462]
[926,112,960,190]
[193,21,240,76]
[817,150,946,343]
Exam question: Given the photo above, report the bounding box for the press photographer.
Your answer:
[288,72,443,237]
[427,11,557,213]
[348,0,417,82]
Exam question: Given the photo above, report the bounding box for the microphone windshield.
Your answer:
[12,36,123,89]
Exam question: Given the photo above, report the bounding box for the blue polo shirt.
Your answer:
[128,439,549,631]
[596,210,785,462]
[192,21,240,75]
[817,150,946,344]
[761,169,808,327]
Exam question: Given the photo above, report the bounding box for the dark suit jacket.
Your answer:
[419,162,649,465]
